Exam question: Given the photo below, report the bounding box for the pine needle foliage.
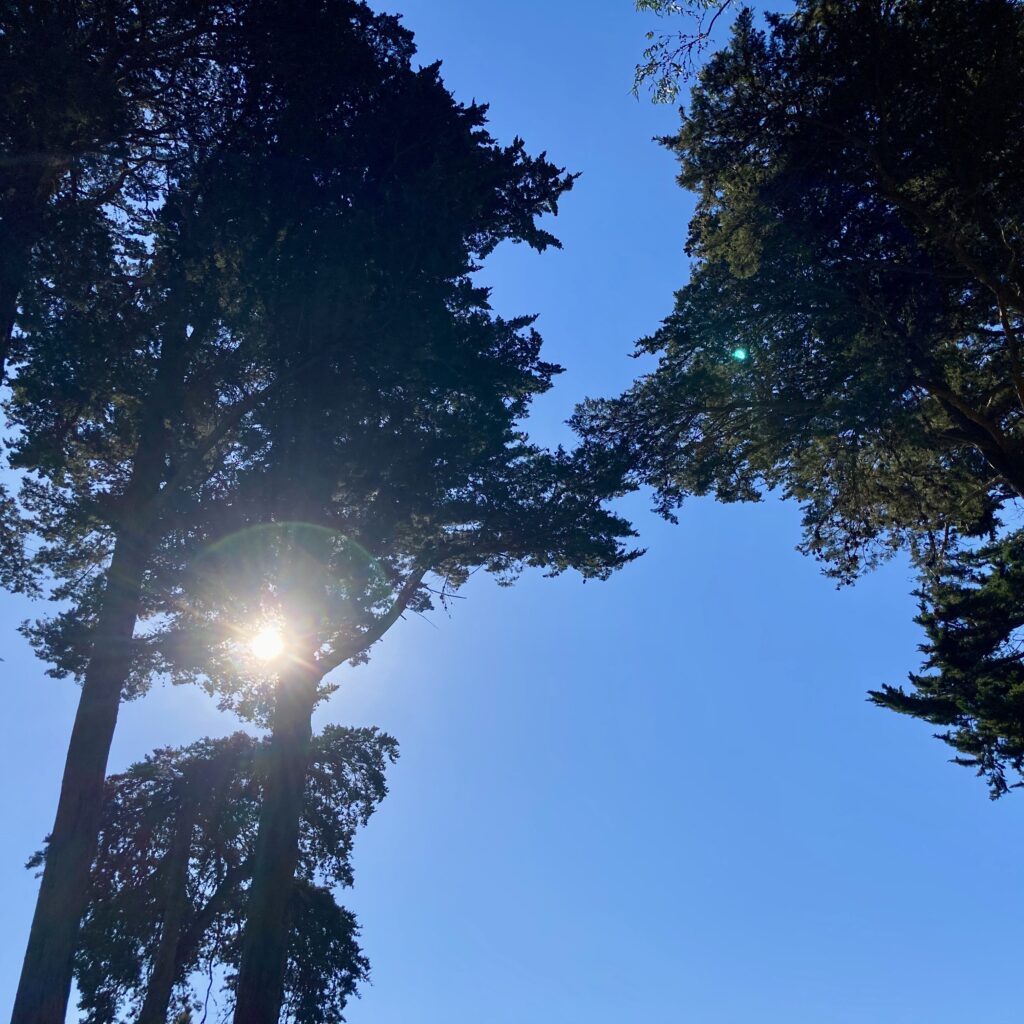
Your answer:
[579,0,1024,793]
[872,531,1024,798]
[29,728,395,1023]
[579,0,1024,585]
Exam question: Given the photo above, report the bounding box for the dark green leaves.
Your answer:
[584,0,1024,794]
[584,0,1024,582]
[872,532,1024,799]
[67,728,395,1023]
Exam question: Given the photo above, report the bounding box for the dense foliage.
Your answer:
[114,9,635,1017]
[871,530,1024,797]
[582,0,1024,584]
[36,729,395,1023]
[578,0,1024,788]
[0,1,239,377]
[7,2,636,1019]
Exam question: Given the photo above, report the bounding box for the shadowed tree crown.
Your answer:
[17,0,637,706]
[34,728,395,1023]
[579,0,1024,584]
[0,0,251,379]
[576,0,1024,794]
[6,4,636,1020]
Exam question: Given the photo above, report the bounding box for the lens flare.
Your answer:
[249,624,286,662]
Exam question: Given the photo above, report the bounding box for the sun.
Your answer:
[249,624,286,662]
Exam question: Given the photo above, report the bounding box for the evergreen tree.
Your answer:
[38,728,395,1023]
[582,0,1024,583]
[6,2,405,1012]
[585,0,1024,573]
[10,2,635,1019]
[871,530,1024,798]
[577,0,1024,781]
[9,156,260,1024]
[127,6,636,1016]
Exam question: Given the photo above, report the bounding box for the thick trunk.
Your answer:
[232,661,319,1024]
[137,791,198,1024]
[11,328,184,1024]
[11,533,151,1024]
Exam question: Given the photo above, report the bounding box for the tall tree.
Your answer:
[0,0,232,380]
[65,5,639,1018]
[40,728,395,1023]
[6,1,376,1010]
[10,2,635,1019]
[9,163,247,1024]
[577,0,1024,774]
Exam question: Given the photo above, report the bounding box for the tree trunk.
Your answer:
[11,532,152,1024]
[11,326,185,1024]
[232,660,320,1024]
[137,790,199,1024]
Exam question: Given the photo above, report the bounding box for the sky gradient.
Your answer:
[3,3,1023,1022]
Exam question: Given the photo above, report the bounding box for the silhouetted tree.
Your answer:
[3,6,257,1008]
[578,0,1024,781]
[30,727,394,1023]
[139,1,637,1010]
[10,2,635,1019]
[870,530,1024,798]
[7,4,412,1014]
[0,0,234,380]
[10,163,254,1024]
[582,0,1024,582]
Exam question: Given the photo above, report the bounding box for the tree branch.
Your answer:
[316,564,431,677]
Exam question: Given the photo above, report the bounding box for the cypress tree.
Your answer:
[10,3,635,1018]
[579,0,1024,784]
[35,728,394,1023]
[581,0,1024,584]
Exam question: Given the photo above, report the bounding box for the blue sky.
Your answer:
[3,3,1024,1022]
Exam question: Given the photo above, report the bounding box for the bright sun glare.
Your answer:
[249,624,286,662]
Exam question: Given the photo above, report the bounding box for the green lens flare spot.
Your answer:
[731,347,749,362]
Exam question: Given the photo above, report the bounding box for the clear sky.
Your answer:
[3,3,1024,1023]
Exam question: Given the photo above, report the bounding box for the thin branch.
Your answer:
[317,564,431,676]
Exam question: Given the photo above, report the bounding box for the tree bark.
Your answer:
[11,531,152,1024]
[137,789,199,1024]
[232,660,320,1024]
[11,328,184,1024]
